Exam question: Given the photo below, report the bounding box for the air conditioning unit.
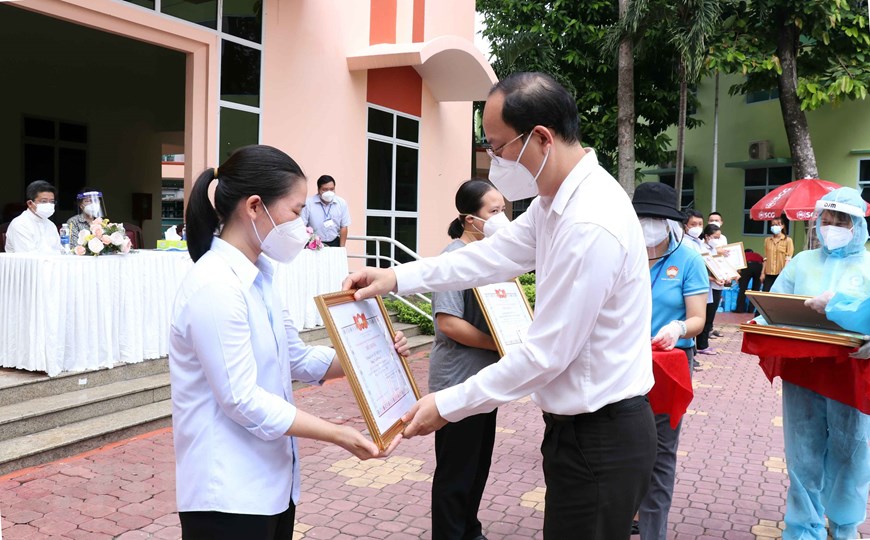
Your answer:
[749,140,773,160]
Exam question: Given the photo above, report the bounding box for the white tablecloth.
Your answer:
[0,247,348,376]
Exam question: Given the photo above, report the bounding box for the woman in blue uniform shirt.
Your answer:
[632,182,709,540]
[170,145,406,539]
[767,187,870,540]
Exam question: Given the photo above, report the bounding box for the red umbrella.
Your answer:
[750,178,847,221]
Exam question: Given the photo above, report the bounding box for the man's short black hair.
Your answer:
[317,175,335,189]
[709,211,722,219]
[684,209,703,224]
[490,72,581,144]
[26,180,56,201]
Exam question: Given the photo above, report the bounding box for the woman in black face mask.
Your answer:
[430,179,506,540]
[631,182,708,540]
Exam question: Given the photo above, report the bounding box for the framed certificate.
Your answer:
[741,291,869,347]
[315,291,421,451]
[702,254,740,281]
[472,278,535,357]
[719,242,747,270]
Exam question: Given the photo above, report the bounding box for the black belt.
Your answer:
[542,395,648,422]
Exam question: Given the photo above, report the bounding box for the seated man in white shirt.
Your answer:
[5,180,63,254]
[300,175,351,247]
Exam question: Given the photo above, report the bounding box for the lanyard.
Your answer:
[321,202,331,221]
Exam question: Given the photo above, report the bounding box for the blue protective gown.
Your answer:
[768,188,870,540]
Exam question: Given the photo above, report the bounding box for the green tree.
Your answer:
[476,0,695,182]
[709,0,870,179]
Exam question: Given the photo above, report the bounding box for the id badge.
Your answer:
[323,219,337,230]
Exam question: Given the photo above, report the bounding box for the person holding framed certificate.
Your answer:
[427,179,506,540]
[696,223,730,355]
[632,182,709,539]
[169,146,407,540]
[762,188,870,540]
[344,72,657,538]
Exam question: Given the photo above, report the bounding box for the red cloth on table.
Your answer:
[650,349,694,429]
[741,331,870,414]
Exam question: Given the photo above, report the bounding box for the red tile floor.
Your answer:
[1,313,868,539]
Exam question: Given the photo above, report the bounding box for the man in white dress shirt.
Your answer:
[5,180,63,254]
[344,72,656,538]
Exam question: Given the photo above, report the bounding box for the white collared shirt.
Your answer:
[4,209,62,254]
[394,151,654,420]
[169,237,334,514]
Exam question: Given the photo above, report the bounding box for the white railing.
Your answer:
[346,235,432,322]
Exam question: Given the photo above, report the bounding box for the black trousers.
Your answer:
[736,262,763,313]
[432,409,498,540]
[323,237,341,247]
[179,502,296,540]
[762,273,779,292]
[541,395,657,539]
[696,288,722,350]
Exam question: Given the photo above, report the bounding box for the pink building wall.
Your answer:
[10,0,491,258]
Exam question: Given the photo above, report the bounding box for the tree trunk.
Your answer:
[776,19,817,180]
[674,62,687,210]
[616,0,636,197]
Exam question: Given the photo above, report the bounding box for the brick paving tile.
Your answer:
[3,327,870,538]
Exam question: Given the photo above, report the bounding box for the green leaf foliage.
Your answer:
[476,0,701,174]
[382,299,435,335]
[709,0,870,110]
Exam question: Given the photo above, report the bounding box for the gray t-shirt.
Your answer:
[428,239,500,393]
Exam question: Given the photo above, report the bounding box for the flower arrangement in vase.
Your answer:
[74,219,132,256]
[306,226,323,251]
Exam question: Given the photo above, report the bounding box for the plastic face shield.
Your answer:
[78,191,106,220]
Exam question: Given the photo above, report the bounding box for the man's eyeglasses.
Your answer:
[485,133,525,160]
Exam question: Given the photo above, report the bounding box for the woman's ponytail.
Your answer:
[447,217,465,239]
[185,168,220,262]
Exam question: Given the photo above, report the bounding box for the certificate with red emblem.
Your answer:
[473,278,535,357]
[315,291,421,450]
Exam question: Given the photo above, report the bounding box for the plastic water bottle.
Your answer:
[59,224,70,254]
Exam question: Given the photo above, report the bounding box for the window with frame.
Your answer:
[743,166,793,235]
[366,106,420,267]
[22,116,87,211]
[658,174,695,211]
[746,87,780,104]
[121,0,263,160]
[859,159,870,204]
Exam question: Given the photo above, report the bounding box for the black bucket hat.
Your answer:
[632,182,686,221]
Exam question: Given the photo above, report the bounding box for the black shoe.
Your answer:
[631,520,640,535]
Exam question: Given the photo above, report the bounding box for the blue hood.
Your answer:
[815,187,869,258]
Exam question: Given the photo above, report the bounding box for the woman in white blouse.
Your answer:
[170,145,406,539]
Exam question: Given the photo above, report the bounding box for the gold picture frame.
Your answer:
[314,291,421,451]
[720,242,747,270]
[741,291,869,347]
[702,253,741,281]
[472,278,535,357]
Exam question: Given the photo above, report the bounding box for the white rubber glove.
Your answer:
[804,290,834,314]
[652,321,684,351]
[850,341,870,360]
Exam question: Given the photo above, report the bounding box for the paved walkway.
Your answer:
[1,313,868,539]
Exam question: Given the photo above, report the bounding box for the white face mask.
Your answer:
[710,237,727,248]
[470,212,510,238]
[488,135,550,201]
[252,203,308,263]
[770,225,782,235]
[320,190,335,204]
[820,225,853,251]
[35,203,55,219]
[687,226,703,239]
[639,217,669,248]
[84,203,102,218]
[708,220,722,227]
